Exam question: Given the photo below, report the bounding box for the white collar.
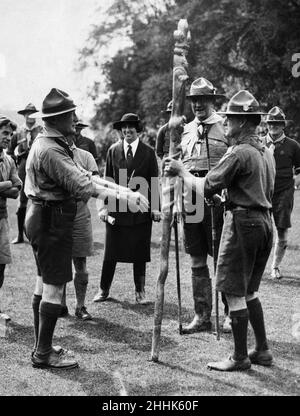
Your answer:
[123,137,139,156]
[266,132,285,144]
[22,122,38,132]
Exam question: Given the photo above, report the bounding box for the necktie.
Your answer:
[126,144,134,173]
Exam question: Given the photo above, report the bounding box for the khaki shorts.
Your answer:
[0,218,12,264]
[216,209,273,297]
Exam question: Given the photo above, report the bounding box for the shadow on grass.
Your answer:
[62,317,178,354]
[263,275,300,288]
[37,366,118,396]
[93,240,180,253]
[108,299,191,320]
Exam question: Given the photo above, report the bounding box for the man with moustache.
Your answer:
[179,77,230,334]
[165,90,275,371]
[25,90,148,369]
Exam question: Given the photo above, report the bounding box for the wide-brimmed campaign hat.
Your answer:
[29,88,77,118]
[186,77,225,99]
[0,114,17,130]
[18,103,38,116]
[75,121,89,129]
[266,106,291,124]
[113,113,143,132]
[218,90,268,116]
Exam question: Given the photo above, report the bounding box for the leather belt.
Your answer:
[230,205,269,213]
[32,199,74,207]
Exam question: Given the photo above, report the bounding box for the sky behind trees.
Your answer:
[0,0,99,117]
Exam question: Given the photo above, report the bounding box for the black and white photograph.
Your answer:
[0,0,299,400]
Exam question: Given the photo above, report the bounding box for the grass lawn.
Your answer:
[0,192,299,396]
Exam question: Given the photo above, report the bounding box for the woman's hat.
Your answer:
[29,88,77,118]
[186,77,225,99]
[17,103,38,116]
[266,106,291,124]
[113,113,143,132]
[218,90,268,115]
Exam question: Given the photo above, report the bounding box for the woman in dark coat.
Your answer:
[93,113,161,304]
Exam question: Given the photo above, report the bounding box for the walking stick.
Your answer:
[173,214,183,335]
[151,20,191,362]
[203,125,220,341]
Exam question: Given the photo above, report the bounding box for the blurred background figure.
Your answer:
[262,106,300,280]
[8,103,42,244]
[0,115,22,318]
[156,100,172,160]
[74,121,98,162]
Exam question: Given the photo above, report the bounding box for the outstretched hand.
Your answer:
[163,157,185,177]
[125,191,149,213]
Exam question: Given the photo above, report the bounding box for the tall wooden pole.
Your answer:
[151,19,191,362]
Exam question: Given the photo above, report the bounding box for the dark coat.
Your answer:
[103,139,159,262]
[105,139,159,227]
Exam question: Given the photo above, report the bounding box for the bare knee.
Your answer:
[42,283,64,304]
[225,294,247,312]
[190,255,207,268]
[34,275,43,296]
[246,292,258,303]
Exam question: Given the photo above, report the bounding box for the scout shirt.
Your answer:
[263,133,300,194]
[181,112,228,172]
[204,133,275,210]
[25,127,95,203]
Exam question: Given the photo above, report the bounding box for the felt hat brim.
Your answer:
[217,111,269,116]
[28,106,77,119]
[187,93,226,99]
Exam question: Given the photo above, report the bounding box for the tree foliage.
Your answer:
[79,0,300,146]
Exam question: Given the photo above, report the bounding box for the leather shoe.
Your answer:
[271,267,282,280]
[207,355,251,372]
[32,350,79,369]
[75,306,92,320]
[182,317,212,334]
[31,345,70,358]
[135,291,149,305]
[249,349,273,366]
[93,290,109,302]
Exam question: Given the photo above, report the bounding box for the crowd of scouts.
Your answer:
[0,76,299,372]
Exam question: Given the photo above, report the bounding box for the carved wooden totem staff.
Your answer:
[151,19,191,362]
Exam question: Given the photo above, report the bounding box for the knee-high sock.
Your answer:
[32,294,42,349]
[247,298,268,351]
[16,207,26,238]
[230,309,249,361]
[191,266,212,320]
[133,262,146,292]
[100,260,117,292]
[272,238,288,269]
[222,292,229,316]
[61,284,67,307]
[74,272,88,308]
[0,264,5,289]
[35,301,62,358]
